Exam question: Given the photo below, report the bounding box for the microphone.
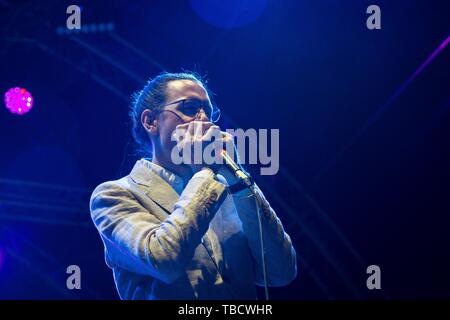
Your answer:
[219,149,253,188]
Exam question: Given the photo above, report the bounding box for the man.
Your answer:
[90,72,297,299]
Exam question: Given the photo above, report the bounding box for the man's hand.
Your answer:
[173,121,223,174]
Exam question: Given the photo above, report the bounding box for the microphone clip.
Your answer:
[228,170,254,194]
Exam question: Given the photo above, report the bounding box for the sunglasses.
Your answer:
[157,98,221,123]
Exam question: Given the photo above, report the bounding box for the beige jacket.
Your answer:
[90,159,297,299]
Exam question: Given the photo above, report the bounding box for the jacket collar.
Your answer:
[129,159,182,214]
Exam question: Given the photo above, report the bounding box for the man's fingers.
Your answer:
[175,123,190,130]
[175,121,220,145]
[189,121,214,138]
[220,131,233,142]
[202,125,222,141]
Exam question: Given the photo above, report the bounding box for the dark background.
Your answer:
[0,0,449,299]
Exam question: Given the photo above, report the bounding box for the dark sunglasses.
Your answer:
[158,98,221,123]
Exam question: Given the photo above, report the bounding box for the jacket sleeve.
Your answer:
[89,169,227,284]
[232,183,298,287]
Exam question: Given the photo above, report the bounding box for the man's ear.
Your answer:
[141,109,158,136]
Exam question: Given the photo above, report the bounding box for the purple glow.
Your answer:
[408,35,449,87]
[367,35,450,126]
[313,34,450,184]
[4,87,34,115]
[439,35,450,50]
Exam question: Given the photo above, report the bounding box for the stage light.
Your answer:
[55,22,115,35]
[4,87,34,115]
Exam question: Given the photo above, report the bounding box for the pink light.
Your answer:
[4,87,34,115]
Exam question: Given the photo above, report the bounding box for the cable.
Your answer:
[250,184,269,300]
